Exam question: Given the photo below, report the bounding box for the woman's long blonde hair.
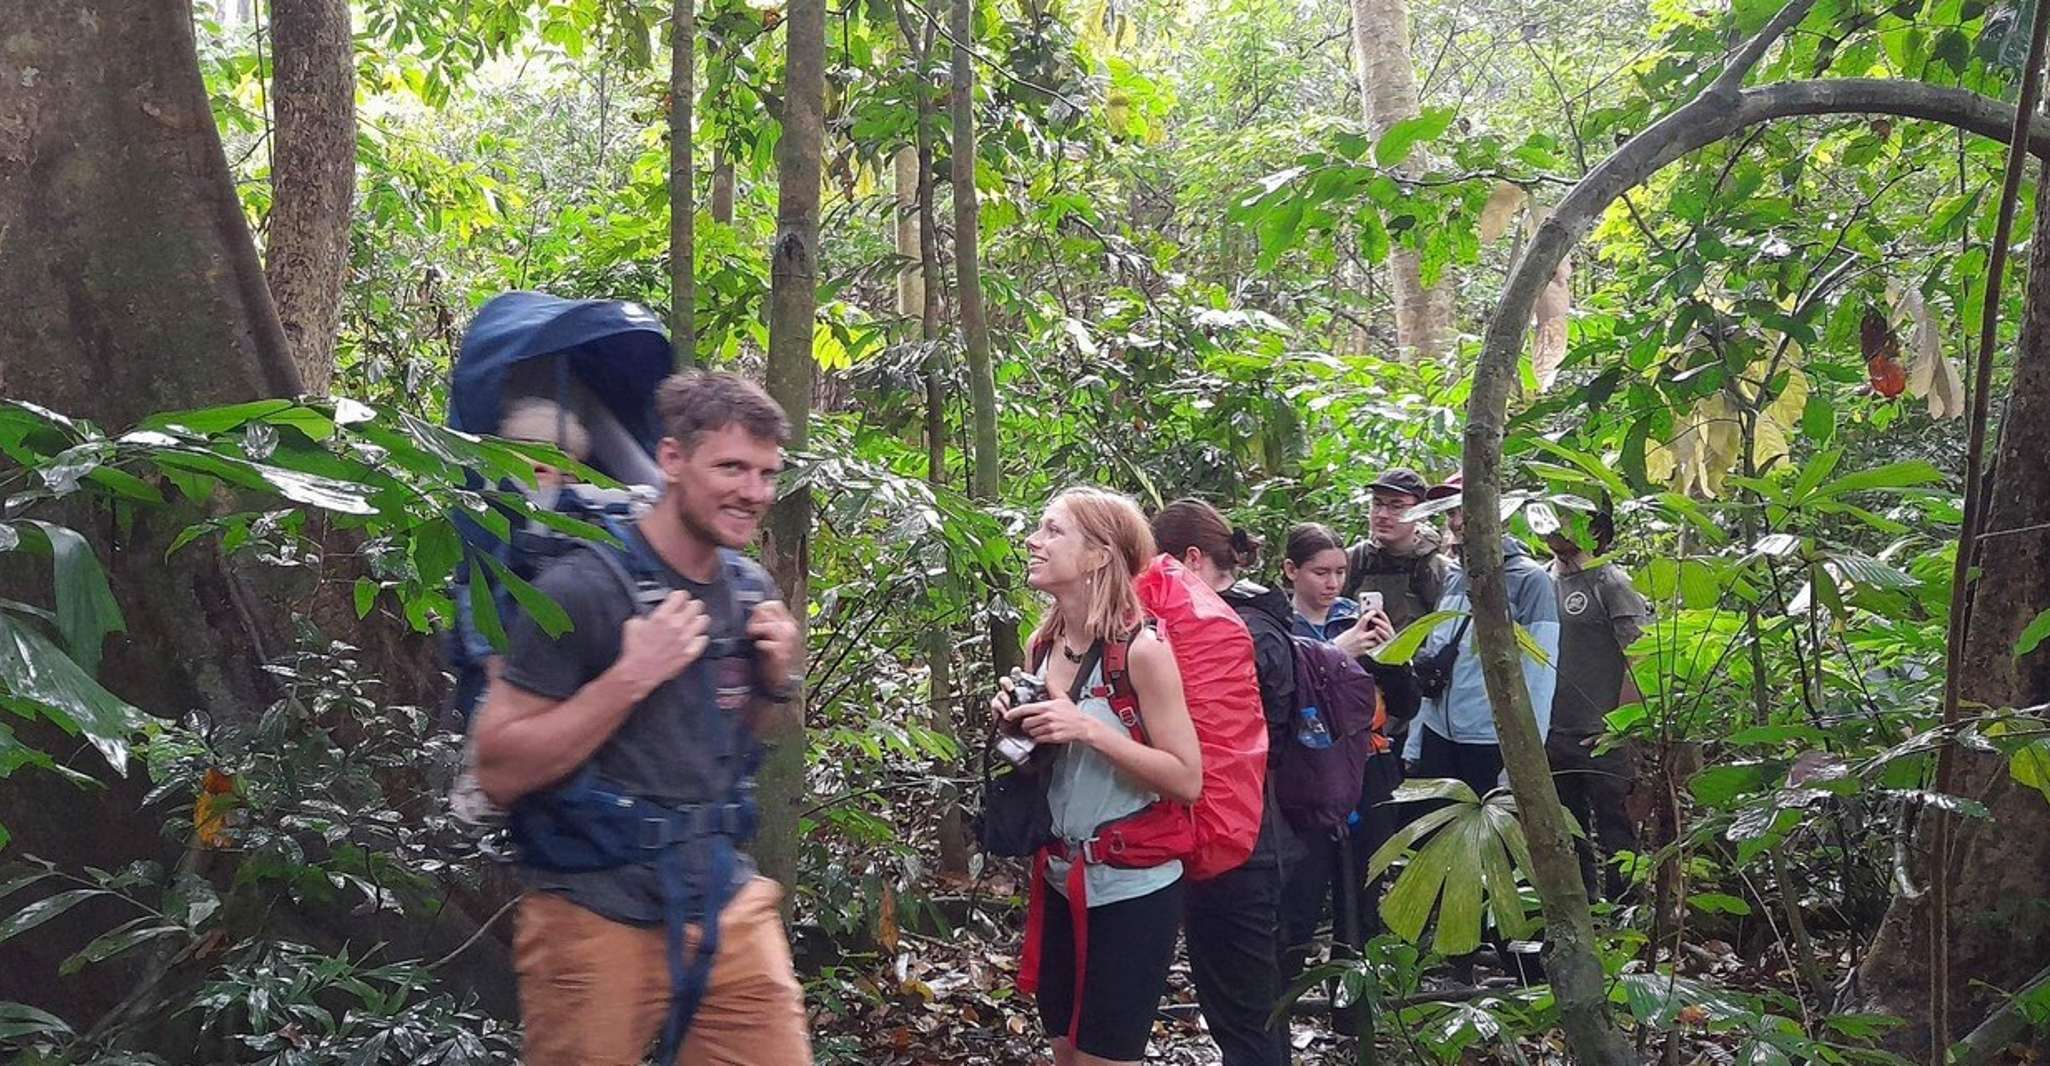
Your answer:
[1031,487,1155,650]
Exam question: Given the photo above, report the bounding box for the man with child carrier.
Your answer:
[469,370,812,1066]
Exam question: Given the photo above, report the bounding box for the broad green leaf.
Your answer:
[1689,892,1753,915]
[263,404,337,441]
[1526,437,1632,502]
[1372,609,1465,665]
[0,614,144,774]
[481,553,573,638]
[1829,551,1917,590]
[141,399,295,435]
[1356,203,1391,263]
[1477,811,1533,940]
[0,1001,73,1041]
[1691,761,1782,808]
[1432,817,1489,955]
[1379,821,1456,944]
[1787,448,1844,504]
[0,888,103,945]
[1390,776,1481,806]
[58,916,184,975]
[83,466,165,504]
[505,501,620,546]
[353,577,378,619]
[22,521,124,677]
[1816,460,1945,498]
[464,558,508,654]
[411,522,465,588]
[2017,609,2050,658]
[1374,107,1455,167]
[1615,973,1752,1027]
[1368,803,1467,880]
[1652,493,1731,546]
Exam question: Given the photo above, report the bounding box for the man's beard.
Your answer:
[675,492,750,549]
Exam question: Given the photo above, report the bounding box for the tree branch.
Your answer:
[1463,63,2050,1066]
[1708,0,1818,99]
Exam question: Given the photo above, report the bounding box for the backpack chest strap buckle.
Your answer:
[634,801,755,850]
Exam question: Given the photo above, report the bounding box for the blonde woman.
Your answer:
[993,487,1202,1066]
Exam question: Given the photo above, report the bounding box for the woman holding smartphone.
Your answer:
[1277,523,1418,992]
[992,487,1203,1066]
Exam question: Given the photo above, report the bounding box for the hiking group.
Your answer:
[443,292,1650,1066]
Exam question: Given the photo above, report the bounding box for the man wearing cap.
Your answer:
[1343,468,1456,637]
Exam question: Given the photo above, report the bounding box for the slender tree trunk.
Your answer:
[711,150,735,224]
[1856,166,2050,1059]
[755,0,825,892]
[1349,0,1450,361]
[261,0,355,396]
[670,0,696,366]
[892,7,971,875]
[952,0,1018,676]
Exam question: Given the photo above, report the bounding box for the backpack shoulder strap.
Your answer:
[576,519,669,616]
[1100,626,1148,742]
[718,548,774,609]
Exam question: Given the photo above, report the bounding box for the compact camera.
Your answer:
[995,671,1049,767]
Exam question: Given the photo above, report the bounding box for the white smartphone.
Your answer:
[1357,591,1388,656]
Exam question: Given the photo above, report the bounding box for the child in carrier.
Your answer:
[446,398,592,828]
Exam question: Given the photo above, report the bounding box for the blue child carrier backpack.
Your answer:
[443,290,676,720]
[443,291,775,1062]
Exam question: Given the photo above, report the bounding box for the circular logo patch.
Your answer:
[1563,590,1592,616]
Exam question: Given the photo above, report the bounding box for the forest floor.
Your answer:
[800,876,1842,1064]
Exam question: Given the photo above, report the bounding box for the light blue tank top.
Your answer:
[1043,657,1184,906]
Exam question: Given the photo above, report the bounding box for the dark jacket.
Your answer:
[1219,580,1298,871]
[1220,580,1297,746]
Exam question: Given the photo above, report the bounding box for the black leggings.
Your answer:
[1036,878,1185,1060]
[1186,860,1287,1066]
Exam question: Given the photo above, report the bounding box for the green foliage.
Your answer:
[34,0,2050,1056]
[1369,778,1540,955]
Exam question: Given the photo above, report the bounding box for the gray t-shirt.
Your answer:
[1042,656,1184,906]
[1549,562,1650,737]
[499,532,761,924]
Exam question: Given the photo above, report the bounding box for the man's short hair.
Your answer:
[655,371,791,451]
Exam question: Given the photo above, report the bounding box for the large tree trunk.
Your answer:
[756,0,824,892]
[1854,168,2050,1060]
[0,0,501,1032]
[670,0,696,366]
[951,0,1018,677]
[0,1,301,419]
[264,0,356,395]
[1350,0,1451,361]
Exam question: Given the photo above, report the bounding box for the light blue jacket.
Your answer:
[1403,537,1560,753]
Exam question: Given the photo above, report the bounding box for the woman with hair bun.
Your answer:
[1150,498,1295,1066]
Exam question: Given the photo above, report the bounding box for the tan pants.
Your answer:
[514,877,812,1066]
